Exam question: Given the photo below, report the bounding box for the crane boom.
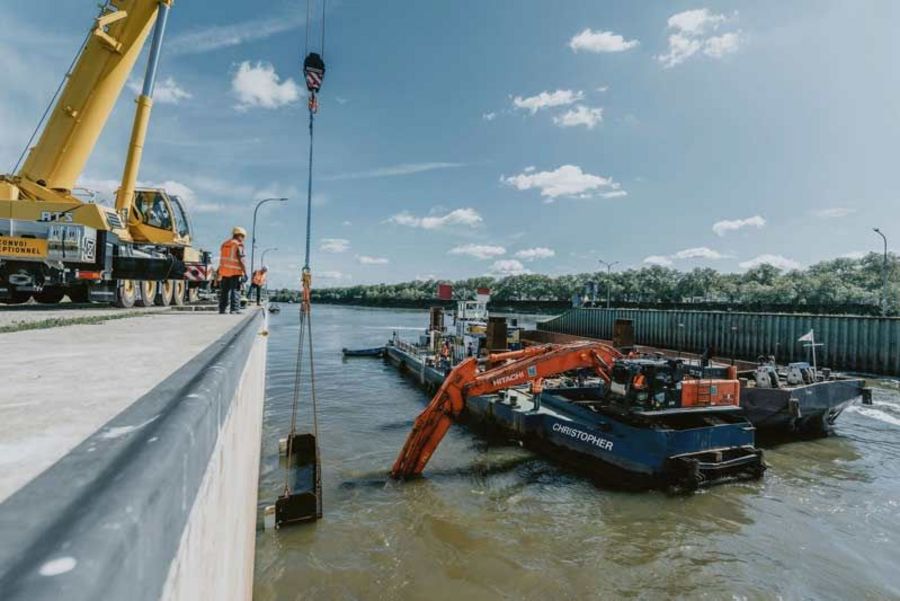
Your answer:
[391,342,623,479]
[19,0,170,193]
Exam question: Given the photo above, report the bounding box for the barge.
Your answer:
[737,359,870,436]
[379,338,764,490]
[522,330,871,437]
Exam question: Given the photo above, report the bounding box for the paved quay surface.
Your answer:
[0,311,247,503]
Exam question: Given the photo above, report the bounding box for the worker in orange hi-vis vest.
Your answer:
[218,226,247,314]
[249,266,268,306]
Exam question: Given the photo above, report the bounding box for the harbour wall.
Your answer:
[539,308,900,375]
[0,311,268,601]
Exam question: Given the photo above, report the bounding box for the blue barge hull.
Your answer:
[384,342,764,489]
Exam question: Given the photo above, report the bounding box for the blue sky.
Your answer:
[2,1,898,288]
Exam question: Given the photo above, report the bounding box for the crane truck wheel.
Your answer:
[4,290,33,305]
[155,280,174,307]
[115,280,137,308]
[34,288,66,304]
[135,281,158,307]
[172,280,186,306]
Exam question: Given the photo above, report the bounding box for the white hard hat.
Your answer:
[233,226,247,237]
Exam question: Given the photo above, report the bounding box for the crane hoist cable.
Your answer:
[281,0,327,522]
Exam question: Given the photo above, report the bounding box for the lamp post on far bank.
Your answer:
[261,247,278,267]
[598,259,620,310]
[873,227,888,316]
[251,197,288,275]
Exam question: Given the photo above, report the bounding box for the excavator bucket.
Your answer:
[275,432,322,527]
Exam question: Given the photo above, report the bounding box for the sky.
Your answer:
[2,0,899,289]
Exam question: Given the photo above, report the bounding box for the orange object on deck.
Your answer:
[680,379,740,407]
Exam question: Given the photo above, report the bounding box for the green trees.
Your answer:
[299,252,899,315]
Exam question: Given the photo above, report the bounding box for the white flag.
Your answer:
[798,329,814,342]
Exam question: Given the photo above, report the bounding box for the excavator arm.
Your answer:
[391,342,622,479]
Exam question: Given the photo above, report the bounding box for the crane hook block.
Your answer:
[304,53,326,93]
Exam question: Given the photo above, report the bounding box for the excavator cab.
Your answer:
[609,359,685,412]
[130,188,192,246]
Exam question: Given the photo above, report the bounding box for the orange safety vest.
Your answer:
[252,270,267,286]
[219,238,245,277]
[633,374,647,389]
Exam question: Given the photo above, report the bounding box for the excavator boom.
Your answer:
[391,342,623,479]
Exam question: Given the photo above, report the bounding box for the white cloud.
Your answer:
[491,259,530,276]
[168,12,306,56]
[657,9,741,68]
[643,246,730,266]
[320,238,350,253]
[841,251,867,259]
[554,105,604,129]
[502,165,624,201]
[388,208,483,230]
[325,162,464,181]
[813,207,857,219]
[644,255,674,266]
[513,89,584,114]
[357,255,389,265]
[672,247,729,260]
[739,254,801,270]
[712,215,766,236]
[668,9,726,35]
[569,29,639,53]
[596,86,610,93]
[703,32,741,58]
[231,61,301,110]
[514,247,556,261]
[658,34,703,68]
[448,244,507,260]
[482,112,497,121]
[128,77,192,104]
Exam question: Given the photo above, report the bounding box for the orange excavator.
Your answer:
[391,342,623,479]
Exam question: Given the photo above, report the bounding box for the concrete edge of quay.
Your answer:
[0,309,268,601]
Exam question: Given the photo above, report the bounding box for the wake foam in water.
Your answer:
[847,405,900,427]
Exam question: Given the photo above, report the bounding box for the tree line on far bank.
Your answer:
[270,252,900,316]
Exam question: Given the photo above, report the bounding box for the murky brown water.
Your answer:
[254,306,900,600]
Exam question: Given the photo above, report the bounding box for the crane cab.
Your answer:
[129,188,194,247]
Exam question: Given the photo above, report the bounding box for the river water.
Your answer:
[254,305,900,600]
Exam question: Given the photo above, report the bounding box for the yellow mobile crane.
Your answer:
[0,0,210,307]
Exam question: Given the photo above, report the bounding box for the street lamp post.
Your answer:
[260,247,278,267]
[598,259,620,310]
[873,228,888,316]
[251,197,288,276]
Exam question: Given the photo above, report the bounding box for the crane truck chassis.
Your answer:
[0,186,211,306]
[0,0,213,307]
